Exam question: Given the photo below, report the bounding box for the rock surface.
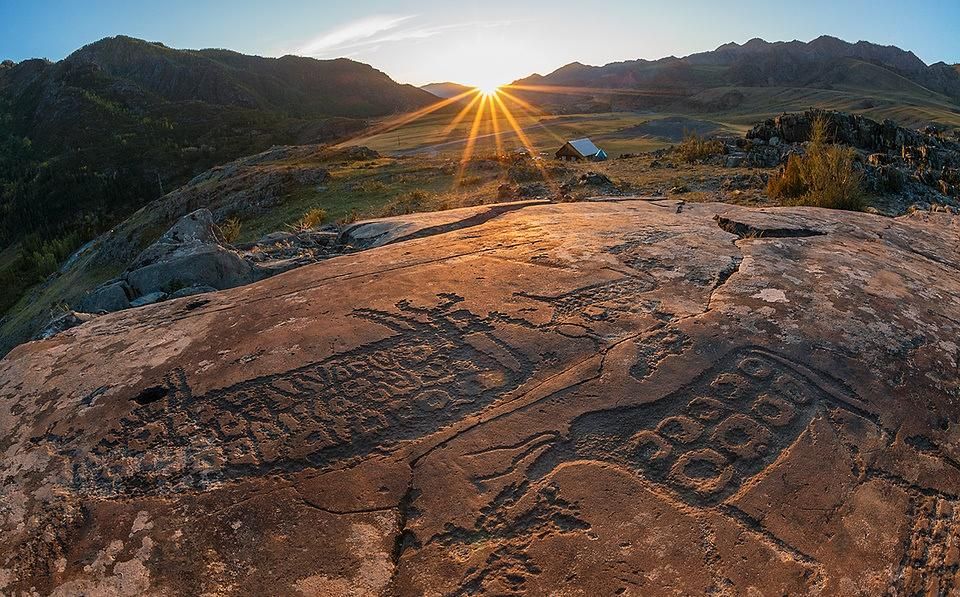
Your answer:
[340,200,547,249]
[2,200,960,595]
[77,281,132,313]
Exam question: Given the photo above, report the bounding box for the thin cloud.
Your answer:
[297,15,415,56]
[295,17,519,58]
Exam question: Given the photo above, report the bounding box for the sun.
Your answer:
[474,82,502,96]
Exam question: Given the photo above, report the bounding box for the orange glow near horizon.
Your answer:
[336,80,635,190]
[453,93,489,186]
[442,91,484,138]
[487,95,505,156]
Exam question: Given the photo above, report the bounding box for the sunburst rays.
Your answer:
[454,92,490,186]
[336,81,633,190]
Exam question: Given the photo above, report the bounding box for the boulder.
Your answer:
[124,209,257,296]
[578,171,614,187]
[518,182,550,197]
[4,201,960,595]
[76,280,131,313]
[125,243,255,296]
[251,231,295,246]
[340,146,380,161]
[724,154,746,168]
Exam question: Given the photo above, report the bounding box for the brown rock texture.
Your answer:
[2,200,960,595]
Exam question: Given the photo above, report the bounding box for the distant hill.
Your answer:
[0,36,434,239]
[421,82,476,99]
[511,36,960,123]
[0,36,435,315]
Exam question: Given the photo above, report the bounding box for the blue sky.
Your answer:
[2,0,958,86]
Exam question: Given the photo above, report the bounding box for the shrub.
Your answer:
[766,154,806,199]
[220,217,242,244]
[676,133,726,163]
[766,116,864,210]
[354,180,388,193]
[290,208,327,231]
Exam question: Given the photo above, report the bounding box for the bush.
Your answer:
[676,133,726,163]
[766,154,806,199]
[220,217,242,243]
[290,208,327,231]
[766,116,864,210]
[354,180,388,194]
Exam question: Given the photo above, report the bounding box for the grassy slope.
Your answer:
[352,73,960,160]
[354,110,679,157]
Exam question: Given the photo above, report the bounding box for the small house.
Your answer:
[555,138,608,161]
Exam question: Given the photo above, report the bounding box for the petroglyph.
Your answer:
[63,294,539,495]
[893,495,960,596]
[524,348,873,507]
[441,481,591,596]
[6,201,960,594]
[441,347,890,588]
[515,275,657,325]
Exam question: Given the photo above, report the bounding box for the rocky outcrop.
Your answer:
[744,110,960,207]
[123,210,256,296]
[746,110,959,154]
[74,209,258,314]
[33,310,98,341]
[77,281,132,313]
[86,145,360,269]
[3,200,960,595]
[559,171,619,196]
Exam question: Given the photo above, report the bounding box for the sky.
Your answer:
[2,0,959,87]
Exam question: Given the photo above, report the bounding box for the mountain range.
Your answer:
[510,35,960,118]
[420,81,476,99]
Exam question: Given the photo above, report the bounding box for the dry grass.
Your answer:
[676,133,726,163]
[766,116,864,210]
[289,208,327,232]
[220,217,242,244]
[766,154,807,199]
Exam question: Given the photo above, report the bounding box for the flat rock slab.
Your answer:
[340,200,548,248]
[1,200,959,595]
